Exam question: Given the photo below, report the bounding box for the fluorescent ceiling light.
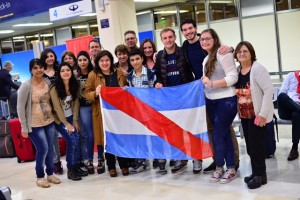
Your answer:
[90,24,98,28]
[134,0,159,2]
[136,11,151,15]
[40,33,53,37]
[0,30,15,34]
[154,10,189,14]
[13,23,53,27]
[72,25,88,29]
[80,13,97,17]
[210,0,232,3]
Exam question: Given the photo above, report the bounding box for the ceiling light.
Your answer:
[0,30,15,34]
[210,0,232,3]
[72,25,88,29]
[136,11,151,15]
[134,0,159,2]
[13,23,53,27]
[80,13,97,17]
[154,10,189,14]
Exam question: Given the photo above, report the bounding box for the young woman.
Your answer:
[17,58,61,188]
[40,48,63,175]
[85,50,129,177]
[234,41,273,189]
[114,44,133,76]
[140,38,157,70]
[76,51,95,174]
[200,28,238,184]
[50,62,88,181]
[61,50,78,71]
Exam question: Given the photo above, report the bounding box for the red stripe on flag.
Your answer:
[101,87,213,160]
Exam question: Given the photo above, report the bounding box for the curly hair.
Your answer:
[76,51,94,76]
[40,48,59,71]
[54,62,79,101]
[201,28,221,78]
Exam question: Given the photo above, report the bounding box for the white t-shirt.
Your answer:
[63,95,73,117]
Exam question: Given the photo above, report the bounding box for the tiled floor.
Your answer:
[1,125,299,200]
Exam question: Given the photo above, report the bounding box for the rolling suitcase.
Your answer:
[9,118,35,163]
[0,120,16,158]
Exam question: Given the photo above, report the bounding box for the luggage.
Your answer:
[9,118,35,163]
[59,137,66,157]
[0,120,10,134]
[265,114,278,158]
[0,120,16,158]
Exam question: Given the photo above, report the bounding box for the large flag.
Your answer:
[100,80,213,160]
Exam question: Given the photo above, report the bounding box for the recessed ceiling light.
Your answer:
[134,0,159,2]
[13,23,53,27]
[0,30,15,34]
[80,13,97,17]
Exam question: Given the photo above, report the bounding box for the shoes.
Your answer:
[86,160,95,174]
[109,169,117,177]
[210,168,224,182]
[203,162,216,174]
[247,175,267,189]
[130,161,147,173]
[67,168,82,181]
[97,158,105,174]
[36,178,50,188]
[47,175,61,184]
[153,159,159,169]
[171,161,187,173]
[76,167,88,177]
[158,162,167,175]
[121,168,129,176]
[220,170,237,184]
[169,159,176,167]
[193,160,202,174]
[287,149,299,161]
[54,161,63,175]
[244,174,254,183]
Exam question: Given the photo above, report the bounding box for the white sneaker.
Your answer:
[210,169,224,183]
[220,170,237,184]
[193,160,202,174]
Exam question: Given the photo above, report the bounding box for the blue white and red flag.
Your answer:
[100,80,212,160]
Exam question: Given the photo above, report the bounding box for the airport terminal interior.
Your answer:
[1,0,300,199]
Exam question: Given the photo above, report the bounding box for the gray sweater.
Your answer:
[17,78,52,133]
[237,61,274,122]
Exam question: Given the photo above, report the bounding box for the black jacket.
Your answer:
[0,69,19,99]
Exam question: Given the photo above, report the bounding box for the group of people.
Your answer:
[13,18,299,190]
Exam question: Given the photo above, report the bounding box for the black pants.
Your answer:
[241,118,266,176]
[278,93,300,147]
[105,152,129,170]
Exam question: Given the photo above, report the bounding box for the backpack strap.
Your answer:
[273,114,279,142]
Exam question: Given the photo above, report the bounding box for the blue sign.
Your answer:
[100,19,109,29]
[0,0,79,22]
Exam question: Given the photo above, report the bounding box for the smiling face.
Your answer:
[129,54,143,71]
[181,23,198,42]
[60,65,72,81]
[31,64,44,78]
[236,45,251,63]
[63,55,75,67]
[77,55,89,71]
[200,32,214,53]
[161,30,176,50]
[116,51,128,64]
[99,55,112,74]
[89,41,101,58]
[143,41,154,58]
[45,52,55,67]
[125,33,137,49]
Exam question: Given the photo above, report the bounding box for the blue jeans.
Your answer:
[79,106,94,161]
[52,129,61,163]
[29,122,55,178]
[206,96,237,169]
[55,116,80,169]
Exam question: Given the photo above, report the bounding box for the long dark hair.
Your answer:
[76,51,94,76]
[40,48,59,71]
[201,28,221,78]
[94,50,114,75]
[54,62,79,101]
[140,38,157,66]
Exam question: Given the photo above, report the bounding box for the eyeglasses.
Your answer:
[125,37,136,41]
[32,66,44,70]
[199,37,213,42]
[236,50,249,54]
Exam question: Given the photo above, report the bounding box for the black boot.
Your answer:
[244,174,254,183]
[247,175,268,189]
[67,168,82,181]
[97,159,105,174]
[76,167,88,177]
[85,160,95,174]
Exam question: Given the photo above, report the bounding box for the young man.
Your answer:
[124,30,139,52]
[127,49,156,173]
[88,39,101,66]
[180,18,240,173]
[155,28,194,175]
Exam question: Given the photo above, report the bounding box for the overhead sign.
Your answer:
[49,0,92,22]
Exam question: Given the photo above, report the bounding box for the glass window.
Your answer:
[291,0,300,9]
[154,6,178,30]
[276,0,289,11]
[179,5,195,22]
[40,30,54,47]
[26,34,39,50]
[13,36,25,52]
[1,39,13,54]
[196,3,206,23]
[89,21,99,37]
[72,23,88,38]
[209,0,237,21]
